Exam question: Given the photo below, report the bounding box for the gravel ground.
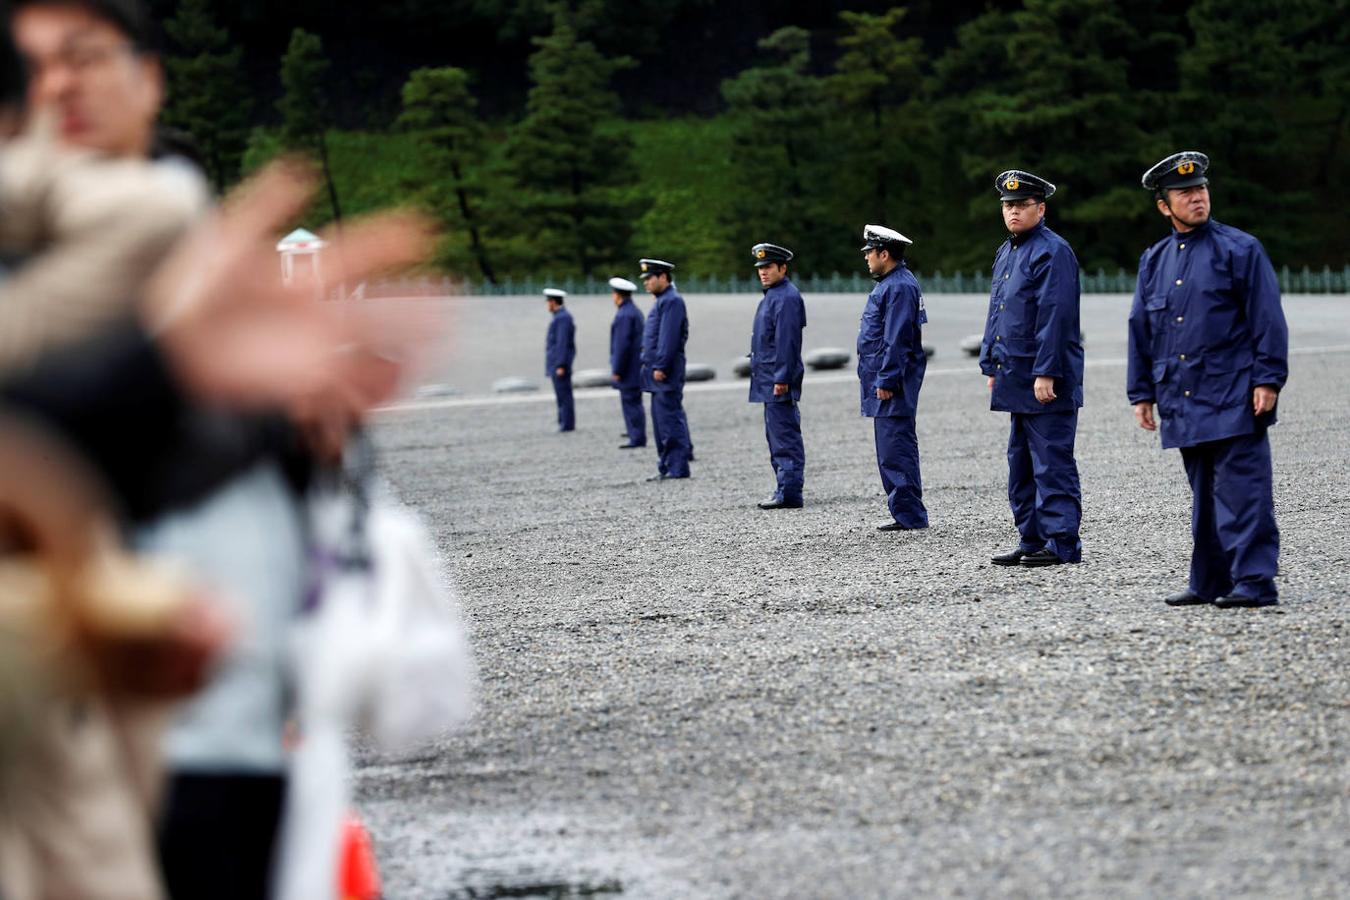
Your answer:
[357,293,1350,899]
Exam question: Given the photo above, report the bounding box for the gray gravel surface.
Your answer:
[358,293,1350,899]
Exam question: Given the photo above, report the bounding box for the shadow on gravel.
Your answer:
[449,877,624,899]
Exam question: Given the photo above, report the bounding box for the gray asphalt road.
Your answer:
[359,293,1350,899]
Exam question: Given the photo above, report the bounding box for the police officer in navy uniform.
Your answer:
[1127,151,1288,608]
[544,287,576,432]
[980,170,1084,567]
[609,276,646,448]
[857,225,929,530]
[638,259,693,480]
[749,242,807,509]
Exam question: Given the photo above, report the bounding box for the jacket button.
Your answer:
[1184,390,1191,397]
[996,336,1001,341]
[1176,316,1184,323]
[1175,278,1183,285]
[996,364,1002,369]
[1179,243,1186,249]
[999,304,1004,310]
[1179,354,1186,360]
[1004,274,1009,280]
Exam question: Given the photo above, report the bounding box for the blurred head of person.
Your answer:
[10,0,162,158]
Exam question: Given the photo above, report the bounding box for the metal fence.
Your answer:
[368,265,1350,298]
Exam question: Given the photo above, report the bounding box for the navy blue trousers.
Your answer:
[1180,431,1279,600]
[1007,410,1082,562]
[650,389,692,477]
[551,375,574,431]
[873,415,927,527]
[618,387,646,445]
[763,401,804,502]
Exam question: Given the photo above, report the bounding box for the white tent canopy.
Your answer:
[277,228,326,285]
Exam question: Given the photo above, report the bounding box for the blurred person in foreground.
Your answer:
[0,20,437,896]
[747,242,806,510]
[608,276,645,448]
[1127,151,1287,609]
[979,171,1084,567]
[0,155,434,899]
[857,225,929,531]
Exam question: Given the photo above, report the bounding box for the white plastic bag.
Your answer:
[275,469,474,900]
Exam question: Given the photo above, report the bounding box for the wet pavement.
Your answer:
[361,293,1350,899]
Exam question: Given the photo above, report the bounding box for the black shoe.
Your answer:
[758,497,803,510]
[1215,594,1279,609]
[1164,591,1213,606]
[1019,548,1065,567]
[877,521,918,531]
[991,548,1034,566]
[619,442,646,449]
[646,474,667,482]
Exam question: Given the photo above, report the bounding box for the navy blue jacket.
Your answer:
[1127,219,1288,450]
[610,298,644,390]
[857,263,927,417]
[749,278,806,403]
[979,220,1084,414]
[545,307,575,376]
[641,285,688,392]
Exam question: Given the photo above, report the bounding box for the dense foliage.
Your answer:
[162,0,1349,279]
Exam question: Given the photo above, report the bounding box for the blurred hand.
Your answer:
[987,376,994,391]
[876,387,893,400]
[555,366,566,378]
[653,369,666,382]
[146,159,437,427]
[773,383,788,396]
[1034,376,1057,404]
[612,373,620,382]
[1134,401,1156,431]
[1253,385,1278,416]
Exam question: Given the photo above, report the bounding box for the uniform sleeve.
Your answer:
[655,299,685,371]
[876,283,915,391]
[978,255,998,377]
[1031,243,1079,379]
[773,294,804,384]
[1237,239,1289,391]
[563,316,576,370]
[1125,251,1156,404]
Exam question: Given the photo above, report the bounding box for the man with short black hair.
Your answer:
[857,225,928,530]
[10,0,163,159]
[749,242,806,509]
[1127,151,1288,609]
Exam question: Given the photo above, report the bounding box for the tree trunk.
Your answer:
[451,158,497,283]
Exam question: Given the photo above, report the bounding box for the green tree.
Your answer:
[506,10,637,277]
[277,28,342,223]
[398,67,499,281]
[721,27,838,274]
[932,0,1183,271]
[161,0,249,193]
[1176,0,1342,264]
[827,7,926,228]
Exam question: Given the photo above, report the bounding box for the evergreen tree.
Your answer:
[506,10,637,277]
[827,8,926,229]
[721,27,838,274]
[278,28,342,223]
[398,67,498,282]
[932,0,1179,270]
[161,0,249,193]
[1176,0,1335,263]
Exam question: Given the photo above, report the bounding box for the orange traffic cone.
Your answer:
[338,813,382,900]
